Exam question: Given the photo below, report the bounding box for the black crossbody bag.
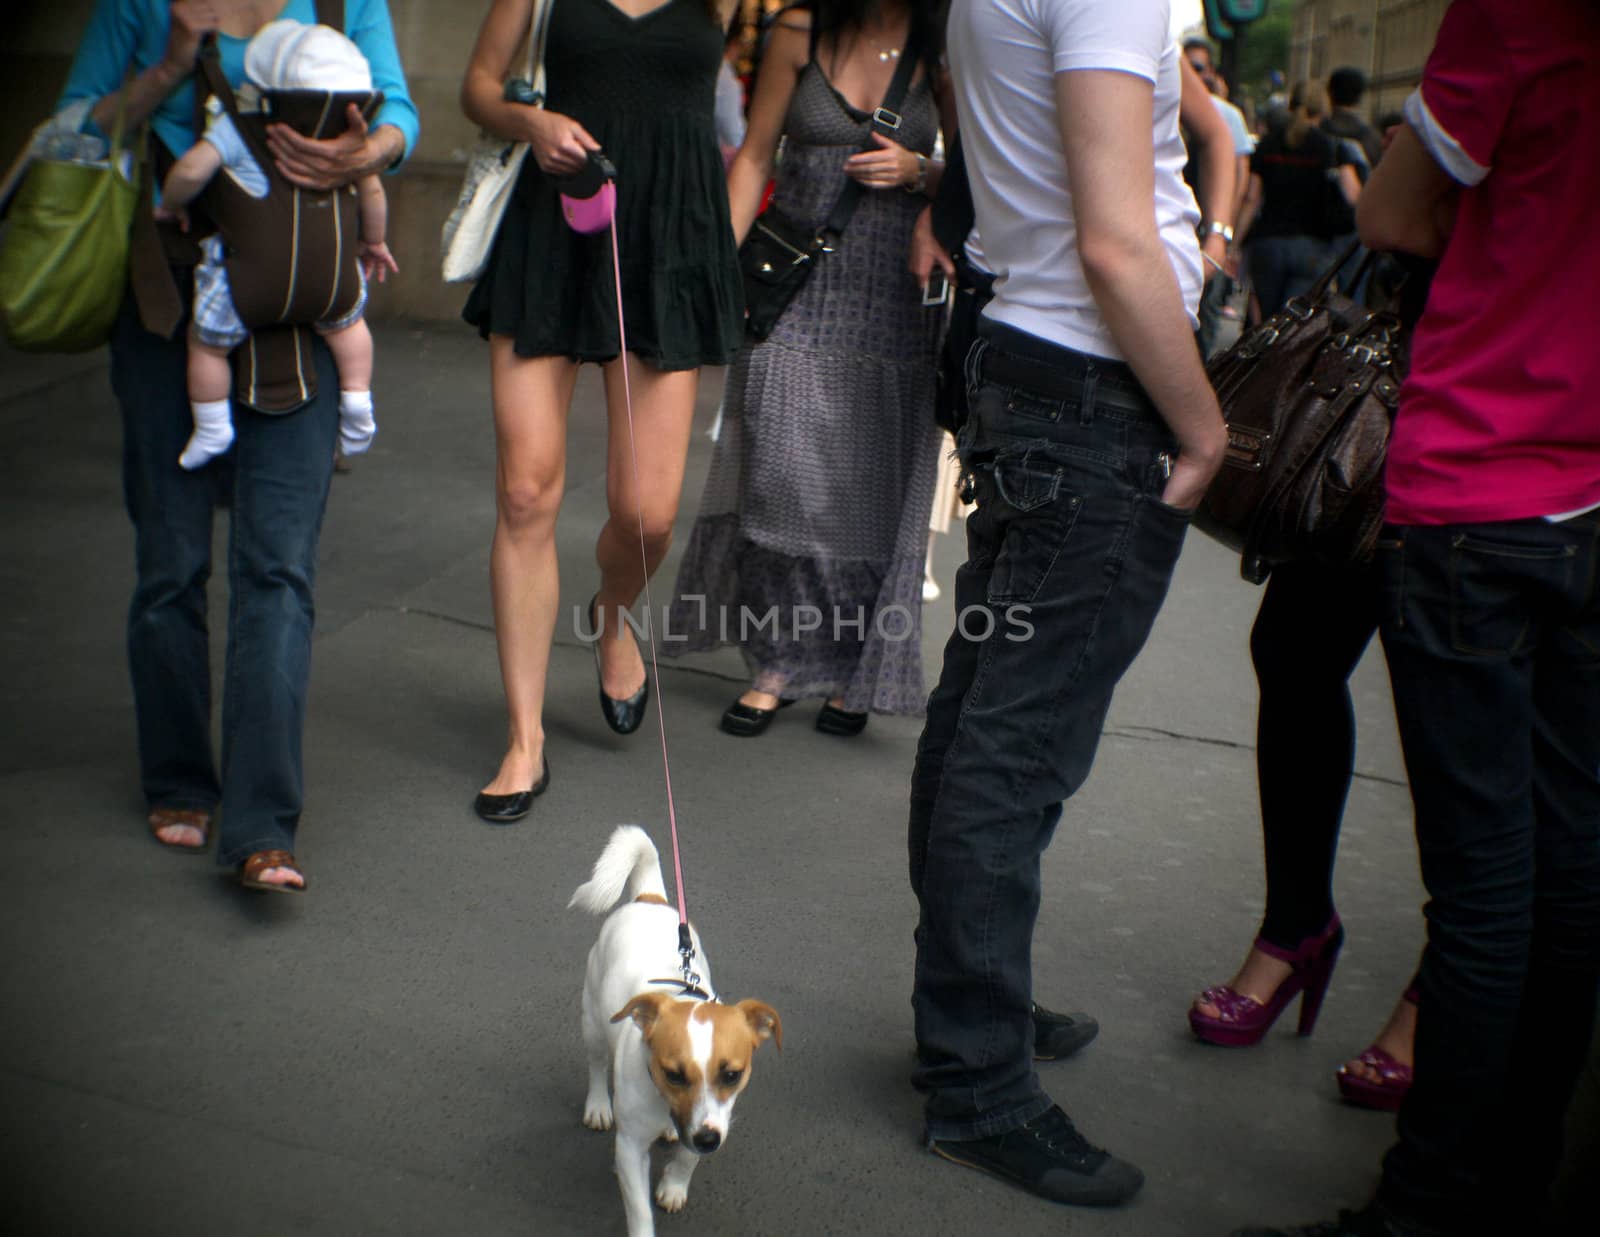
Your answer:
[738,36,921,340]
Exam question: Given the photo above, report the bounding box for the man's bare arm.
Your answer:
[1178,57,1234,277]
[1056,68,1225,509]
[1356,123,1459,259]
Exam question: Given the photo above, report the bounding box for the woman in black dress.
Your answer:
[461,0,743,821]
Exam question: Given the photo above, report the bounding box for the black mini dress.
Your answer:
[463,0,745,370]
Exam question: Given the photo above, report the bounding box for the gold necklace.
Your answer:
[871,43,901,62]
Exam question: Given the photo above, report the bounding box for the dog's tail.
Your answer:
[568,825,668,915]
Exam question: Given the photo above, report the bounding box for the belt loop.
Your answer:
[1079,363,1099,426]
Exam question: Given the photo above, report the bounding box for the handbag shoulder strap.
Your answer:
[197,42,282,181]
[821,31,923,239]
[529,0,554,99]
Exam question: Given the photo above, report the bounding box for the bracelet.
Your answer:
[1201,219,1235,243]
[905,152,928,196]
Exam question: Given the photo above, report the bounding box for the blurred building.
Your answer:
[1288,0,1449,119]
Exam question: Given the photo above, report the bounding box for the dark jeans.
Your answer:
[908,322,1192,1140]
[1252,561,1380,949]
[1247,233,1339,319]
[111,292,339,866]
[1374,515,1600,1229]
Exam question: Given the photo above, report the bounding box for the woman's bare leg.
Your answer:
[482,338,578,795]
[592,357,699,699]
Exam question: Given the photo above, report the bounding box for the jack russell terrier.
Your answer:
[570,825,782,1236]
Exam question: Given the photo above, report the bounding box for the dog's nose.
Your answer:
[690,1129,722,1154]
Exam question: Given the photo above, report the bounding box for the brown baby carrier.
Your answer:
[128,0,376,412]
[194,41,382,410]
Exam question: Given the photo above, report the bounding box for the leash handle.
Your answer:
[606,206,691,934]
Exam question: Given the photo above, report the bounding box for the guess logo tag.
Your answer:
[1224,425,1271,472]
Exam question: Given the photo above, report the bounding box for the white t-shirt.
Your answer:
[1215,96,1255,156]
[947,0,1202,359]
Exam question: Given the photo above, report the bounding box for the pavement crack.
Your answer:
[1104,724,1408,788]
[396,605,495,634]
[396,605,750,685]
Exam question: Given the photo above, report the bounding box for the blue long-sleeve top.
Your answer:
[58,0,419,167]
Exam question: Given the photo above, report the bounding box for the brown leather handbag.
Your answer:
[1197,245,1405,583]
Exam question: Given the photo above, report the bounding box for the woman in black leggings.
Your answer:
[1187,559,1419,1110]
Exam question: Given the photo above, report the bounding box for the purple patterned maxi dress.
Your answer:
[666,61,944,714]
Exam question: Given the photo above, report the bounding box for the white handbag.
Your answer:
[440,0,555,284]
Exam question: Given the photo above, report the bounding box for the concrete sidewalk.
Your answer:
[3,325,1593,1236]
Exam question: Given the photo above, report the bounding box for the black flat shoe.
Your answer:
[815,702,869,736]
[720,696,795,737]
[474,758,551,824]
[590,594,648,735]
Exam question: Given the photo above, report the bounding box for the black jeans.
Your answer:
[1251,561,1380,950]
[1374,515,1600,1228]
[111,292,339,865]
[908,322,1191,1140]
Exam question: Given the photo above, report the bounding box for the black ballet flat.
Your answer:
[590,594,648,735]
[815,703,869,736]
[474,758,551,824]
[719,696,795,738]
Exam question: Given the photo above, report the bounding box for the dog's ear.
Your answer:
[612,991,669,1037]
[736,1000,782,1051]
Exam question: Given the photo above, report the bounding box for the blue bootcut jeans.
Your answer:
[908,321,1192,1141]
[111,292,339,867]
[1374,513,1600,1229]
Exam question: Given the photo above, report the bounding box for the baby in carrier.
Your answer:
[156,20,397,470]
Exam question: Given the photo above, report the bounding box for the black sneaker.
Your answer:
[928,1104,1144,1207]
[1032,1003,1099,1061]
[1231,1200,1449,1237]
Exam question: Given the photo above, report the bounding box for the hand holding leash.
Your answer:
[528,109,601,177]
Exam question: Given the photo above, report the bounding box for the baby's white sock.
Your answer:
[179,398,235,470]
[338,389,377,456]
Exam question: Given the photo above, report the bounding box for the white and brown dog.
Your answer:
[570,825,781,1237]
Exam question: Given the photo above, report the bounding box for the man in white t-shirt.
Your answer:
[908,0,1225,1209]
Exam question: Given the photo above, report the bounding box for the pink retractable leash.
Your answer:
[561,151,701,989]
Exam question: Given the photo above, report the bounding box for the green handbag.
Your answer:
[0,94,137,353]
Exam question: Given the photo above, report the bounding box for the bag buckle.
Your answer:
[872,107,903,131]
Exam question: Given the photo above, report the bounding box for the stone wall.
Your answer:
[1287,0,1448,121]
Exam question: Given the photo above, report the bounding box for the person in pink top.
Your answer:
[1231,2,1600,1235]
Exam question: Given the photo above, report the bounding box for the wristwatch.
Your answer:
[906,152,929,196]
[1200,220,1234,243]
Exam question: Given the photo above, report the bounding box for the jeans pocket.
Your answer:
[985,456,1082,604]
[1139,453,1196,524]
[1449,531,1574,656]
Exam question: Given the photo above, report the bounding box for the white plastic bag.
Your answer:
[440,0,553,283]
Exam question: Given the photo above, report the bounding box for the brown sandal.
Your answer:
[148,807,212,853]
[238,849,307,893]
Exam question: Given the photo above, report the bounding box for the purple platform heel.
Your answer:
[1189,916,1345,1047]
[1336,984,1420,1111]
